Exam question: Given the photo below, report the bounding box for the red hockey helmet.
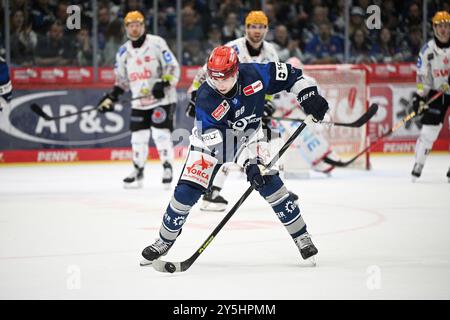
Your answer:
[207,46,239,80]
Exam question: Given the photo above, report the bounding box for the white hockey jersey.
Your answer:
[114,34,180,110]
[189,37,279,92]
[416,39,450,96]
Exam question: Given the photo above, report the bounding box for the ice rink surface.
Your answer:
[0,153,449,300]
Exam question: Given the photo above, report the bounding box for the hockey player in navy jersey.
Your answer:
[0,57,12,113]
[141,46,329,266]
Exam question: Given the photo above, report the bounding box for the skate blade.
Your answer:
[305,256,317,267]
[140,258,153,267]
[124,181,143,189]
[199,203,227,212]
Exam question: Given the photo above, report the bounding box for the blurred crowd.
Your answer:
[1,0,449,67]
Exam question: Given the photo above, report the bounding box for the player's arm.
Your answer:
[153,38,180,99]
[258,62,329,121]
[0,58,12,112]
[97,46,128,113]
[412,44,432,114]
[186,64,208,118]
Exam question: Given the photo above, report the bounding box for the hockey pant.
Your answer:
[130,128,174,168]
[414,124,443,165]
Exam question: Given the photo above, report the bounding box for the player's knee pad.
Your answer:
[151,127,174,163]
[131,130,150,167]
[258,174,307,238]
[160,183,203,242]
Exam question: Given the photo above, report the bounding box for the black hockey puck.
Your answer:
[165,262,176,273]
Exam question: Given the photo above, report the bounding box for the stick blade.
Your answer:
[152,259,183,273]
[354,103,378,126]
[30,103,52,120]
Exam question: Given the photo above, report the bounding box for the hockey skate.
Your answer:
[200,187,228,212]
[140,238,174,266]
[162,161,173,189]
[294,232,318,266]
[123,163,144,189]
[411,163,424,182]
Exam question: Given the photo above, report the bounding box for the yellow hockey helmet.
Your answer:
[124,11,144,25]
[245,11,268,27]
[432,11,450,25]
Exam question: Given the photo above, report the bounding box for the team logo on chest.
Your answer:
[243,80,263,96]
[212,100,230,121]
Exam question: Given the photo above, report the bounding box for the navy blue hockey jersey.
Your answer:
[0,57,12,102]
[194,62,302,163]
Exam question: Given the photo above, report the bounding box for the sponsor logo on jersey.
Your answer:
[201,130,223,146]
[275,62,288,81]
[243,80,263,96]
[212,100,230,121]
[228,114,261,131]
[444,56,449,65]
[417,56,422,68]
[151,107,167,124]
[129,68,152,81]
[144,56,152,62]
[432,68,449,78]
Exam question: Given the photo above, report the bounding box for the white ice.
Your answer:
[0,153,449,299]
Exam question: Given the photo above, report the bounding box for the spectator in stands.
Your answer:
[303,6,329,45]
[182,6,204,41]
[397,25,423,62]
[330,0,345,37]
[30,0,56,34]
[10,9,37,66]
[98,5,112,51]
[203,24,223,57]
[263,2,278,42]
[218,0,247,25]
[122,0,143,16]
[349,6,367,37]
[182,40,206,66]
[74,25,93,66]
[304,21,344,64]
[370,27,401,63]
[101,19,126,66]
[380,0,400,31]
[35,21,76,66]
[348,28,374,64]
[284,0,309,46]
[221,12,244,43]
[11,0,30,13]
[272,24,304,62]
[401,2,422,32]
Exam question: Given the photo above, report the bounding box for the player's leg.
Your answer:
[141,146,221,265]
[200,164,230,212]
[411,92,447,181]
[124,109,151,188]
[150,104,175,187]
[257,173,318,261]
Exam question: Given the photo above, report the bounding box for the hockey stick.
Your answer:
[30,94,152,121]
[152,115,315,273]
[270,103,379,128]
[324,89,447,167]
